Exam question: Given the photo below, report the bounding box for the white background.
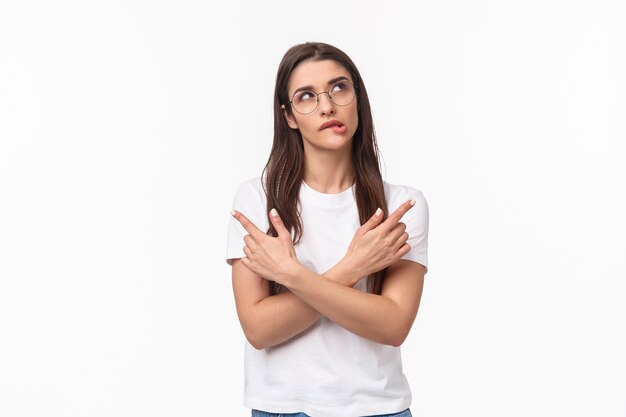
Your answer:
[1,1,624,416]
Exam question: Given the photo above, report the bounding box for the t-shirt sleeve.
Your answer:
[225,180,269,266]
[398,188,429,274]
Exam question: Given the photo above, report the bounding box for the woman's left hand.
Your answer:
[231,208,300,286]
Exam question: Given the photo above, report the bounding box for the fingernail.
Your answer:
[375,207,382,216]
[230,210,236,216]
[270,208,278,217]
[409,199,416,206]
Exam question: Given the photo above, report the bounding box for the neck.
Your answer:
[302,146,355,194]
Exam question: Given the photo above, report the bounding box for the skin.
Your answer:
[230,59,425,349]
[281,59,359,192]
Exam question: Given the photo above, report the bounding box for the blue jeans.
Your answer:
[251,408,412,417]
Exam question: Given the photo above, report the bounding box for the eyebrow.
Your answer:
[292,76,351,96]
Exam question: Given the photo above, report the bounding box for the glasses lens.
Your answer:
[292,90,318,114]
[329,81,355,106]
[290,81,356,114]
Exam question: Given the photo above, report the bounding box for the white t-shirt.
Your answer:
[225,176,429,417]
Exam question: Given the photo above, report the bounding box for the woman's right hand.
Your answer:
[341,199,416,284]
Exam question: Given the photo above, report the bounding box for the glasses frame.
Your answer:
[288,80,359,115]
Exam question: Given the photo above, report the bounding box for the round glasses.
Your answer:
[288,80,357,115]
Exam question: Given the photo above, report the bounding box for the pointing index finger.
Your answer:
[381,198,416,230]
[231,210,263,238]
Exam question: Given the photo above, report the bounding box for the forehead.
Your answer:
[288,59,352,95]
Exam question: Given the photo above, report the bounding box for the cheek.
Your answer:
[350,101,358,118]
[350,105,359,126]
[352,112,360,136]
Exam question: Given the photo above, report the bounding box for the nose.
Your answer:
[318,92,335,115]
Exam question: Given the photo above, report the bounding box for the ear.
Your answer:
[281,104,299,130]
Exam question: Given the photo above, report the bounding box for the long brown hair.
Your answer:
[261,41,389,296]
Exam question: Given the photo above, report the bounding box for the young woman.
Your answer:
[226,42,429,417]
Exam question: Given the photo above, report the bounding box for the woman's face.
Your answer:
[281,59,359,152]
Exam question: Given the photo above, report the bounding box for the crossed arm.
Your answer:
[230,201,426,350]
[232,257,424,349]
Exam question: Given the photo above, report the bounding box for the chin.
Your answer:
[303,130,354,149]
[323,137,353,149]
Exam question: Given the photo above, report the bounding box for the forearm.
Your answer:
[252,260,359,349]
[283,264,403,346]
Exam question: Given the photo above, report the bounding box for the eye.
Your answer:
[296,91,315,102]
[331,81,348,93]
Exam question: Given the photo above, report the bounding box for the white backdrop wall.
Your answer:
[0,1,624,416]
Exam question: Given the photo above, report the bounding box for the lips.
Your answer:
[319,119,344,130]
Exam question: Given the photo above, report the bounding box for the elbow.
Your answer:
[248,337,266,350]
[388,334,406,347]
[388,324,411,347]
[239,307,270,350]
[243,327,267,350]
